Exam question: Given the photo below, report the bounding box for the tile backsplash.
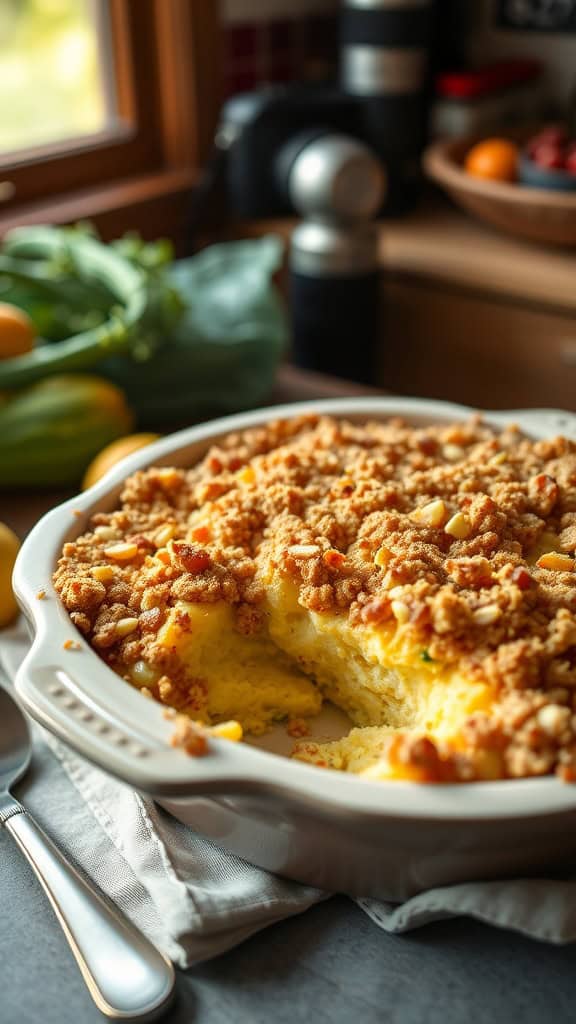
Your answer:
[222,0,337,23]
[221,0,338,98]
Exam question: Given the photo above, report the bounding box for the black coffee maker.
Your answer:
[220,0,434,220]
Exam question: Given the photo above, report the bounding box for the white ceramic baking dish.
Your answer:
[13,397,576,899]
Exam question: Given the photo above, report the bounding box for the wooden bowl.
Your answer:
[423,136,576,246]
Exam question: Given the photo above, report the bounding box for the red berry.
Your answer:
[532,142,565,170]
[533,125,568,147]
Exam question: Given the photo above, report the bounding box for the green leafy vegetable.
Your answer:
[0,225,285,425]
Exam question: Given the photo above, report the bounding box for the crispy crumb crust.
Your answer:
[53,414,576,782]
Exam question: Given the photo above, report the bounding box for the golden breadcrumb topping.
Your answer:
[53,414,576,781]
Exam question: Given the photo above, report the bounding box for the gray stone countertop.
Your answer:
[2,828,576,1024]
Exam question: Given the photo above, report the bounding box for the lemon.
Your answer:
[0,302,36,360]
[0,522,20,627]
[82,433,160,490]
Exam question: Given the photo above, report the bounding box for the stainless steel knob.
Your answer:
[288,134,386,222]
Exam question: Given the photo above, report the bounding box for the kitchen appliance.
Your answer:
[14,398,576,901]
[287,134,385,383]
[341,0,433,212]
[215,105,386,381]
[216,1,433,220]
[218,86,363,220]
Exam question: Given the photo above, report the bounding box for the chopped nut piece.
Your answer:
[158,675,175,701]
[155,524,176,547]
[104,542,139,561]
[490,451,507,466]
[287,544,320,557]
[444,512,472,540]
[90,565,115,583]
[472,604,502,626]
[536,552,575,572]
[115,617,139,637]
[374,545,392,567]
[36,589,46,600]
[156,468,180,486]
[411,499,447,528]
[210,720,243,742]
[537,704,570,737]
[443,444,464,461]
[94,526,118,540]
[391,600,410,624]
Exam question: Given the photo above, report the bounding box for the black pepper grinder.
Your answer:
[286,133,385,385]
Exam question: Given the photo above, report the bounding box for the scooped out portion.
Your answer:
[54,413,576,784]
[262,574,495,779]
[126,577,493,768]
[147,599,323,735]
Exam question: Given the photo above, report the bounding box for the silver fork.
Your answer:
[0,683,175,1020]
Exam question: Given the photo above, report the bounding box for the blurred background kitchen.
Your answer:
[2,0,576,494]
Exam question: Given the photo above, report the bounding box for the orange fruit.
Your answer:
[464,138,519,182]
[0,302,36,359]
[82,432,160,490]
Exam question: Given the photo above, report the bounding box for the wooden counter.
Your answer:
[236,199,576,410]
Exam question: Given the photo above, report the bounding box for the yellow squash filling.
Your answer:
[141,574,493,777]
[156,600,322,735]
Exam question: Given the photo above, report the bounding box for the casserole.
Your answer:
[13,397,576,899]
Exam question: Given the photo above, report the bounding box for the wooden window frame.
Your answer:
[0,0,222,246]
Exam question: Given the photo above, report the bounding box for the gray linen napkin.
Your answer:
[3,619,576,968]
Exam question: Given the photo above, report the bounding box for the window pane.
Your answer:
[0,0,114,157]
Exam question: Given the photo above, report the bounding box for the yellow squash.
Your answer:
[83,432,160,490]
[0,374,134,487]
[0,522,20,627]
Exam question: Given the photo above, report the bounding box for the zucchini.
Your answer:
[0,374,133,487]
[0,226,162,388]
